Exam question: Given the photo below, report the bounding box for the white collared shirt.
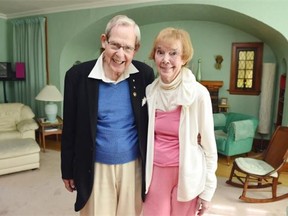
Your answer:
[88,52,139,84]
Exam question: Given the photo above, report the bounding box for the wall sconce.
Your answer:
[215,55,223,70]
[35,85,63,122]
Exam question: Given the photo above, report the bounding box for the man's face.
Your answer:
[101,25,137,79]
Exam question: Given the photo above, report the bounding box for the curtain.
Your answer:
[258,63,276,135]
[11,17,46,117]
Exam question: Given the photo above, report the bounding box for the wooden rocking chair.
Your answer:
[226,126,288,203]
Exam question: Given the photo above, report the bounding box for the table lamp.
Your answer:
[35,85,63,122]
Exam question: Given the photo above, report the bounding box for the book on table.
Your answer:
[44,126,58,132]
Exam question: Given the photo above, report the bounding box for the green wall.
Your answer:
[139,21,275,115]
[2,0,288,137]
[61,18,276,116]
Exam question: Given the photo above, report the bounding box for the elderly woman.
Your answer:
[144,27,218,216]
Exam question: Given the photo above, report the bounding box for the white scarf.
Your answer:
[154,67,197,111]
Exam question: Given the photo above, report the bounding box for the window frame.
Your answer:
[229,42,263,95]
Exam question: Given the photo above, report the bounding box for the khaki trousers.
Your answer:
[80,159,142,216]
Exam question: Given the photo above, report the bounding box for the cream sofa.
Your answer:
[0,103,40,175]
[0,103,39,140]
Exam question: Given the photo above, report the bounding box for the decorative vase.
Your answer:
[196,58,202,81]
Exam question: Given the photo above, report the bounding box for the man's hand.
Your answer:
[196,197,210,216]
[63,179,76,192]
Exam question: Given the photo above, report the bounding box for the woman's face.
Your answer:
[154,40,185,84]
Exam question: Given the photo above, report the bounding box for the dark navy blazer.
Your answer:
[61,59,154,211]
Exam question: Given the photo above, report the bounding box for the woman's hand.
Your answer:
[196,197,210,215]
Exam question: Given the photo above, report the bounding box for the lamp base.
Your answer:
[45,102,58,122]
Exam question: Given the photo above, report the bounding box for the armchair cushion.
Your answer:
[235,157,278,178]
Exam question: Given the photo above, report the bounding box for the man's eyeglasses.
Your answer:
[107,41,135,54]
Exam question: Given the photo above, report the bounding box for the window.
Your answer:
[229,42,263,95]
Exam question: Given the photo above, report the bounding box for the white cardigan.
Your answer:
[145,68,218,202]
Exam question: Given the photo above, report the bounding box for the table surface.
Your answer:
[37,116,63,127]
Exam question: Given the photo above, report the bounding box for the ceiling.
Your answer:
[0,0,161,18]
[0,0,287,59]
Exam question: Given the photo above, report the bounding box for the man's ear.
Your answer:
[134,44,141,53]
[100,34,107,49]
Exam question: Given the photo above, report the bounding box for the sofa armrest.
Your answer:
[229,119,255,141]
[17,119,39,133]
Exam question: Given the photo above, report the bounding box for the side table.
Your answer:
[218,104,229,113]
[36,116,63,152]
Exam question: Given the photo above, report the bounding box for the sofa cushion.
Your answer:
[0,138,40,159]
[0,131,22,140]
[20,105,35,120]
[0,103,23,131]
[17,119,39,133]
[0,103,37,140]
[0,116,17,132]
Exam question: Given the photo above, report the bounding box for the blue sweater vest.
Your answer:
[95,80,139,164]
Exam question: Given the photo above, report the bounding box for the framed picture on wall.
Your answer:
[0,62,12,79]
[220,97,228,105]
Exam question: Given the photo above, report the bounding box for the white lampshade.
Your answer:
[35,85,63,102]
[36,85,63,122]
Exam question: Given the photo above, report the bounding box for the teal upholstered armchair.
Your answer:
[213,112,259,165]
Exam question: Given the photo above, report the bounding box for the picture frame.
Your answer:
[0,62,12,78]
[220,97,228,105]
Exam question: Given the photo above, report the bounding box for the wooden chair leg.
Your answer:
[226,156,230,165]
[240,175,250,200]
[272,178,278,198]
[226,162,244,187]
[227,162,235,182]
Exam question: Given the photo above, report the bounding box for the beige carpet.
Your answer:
[0,149,77,216]
[0,150,287,216]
